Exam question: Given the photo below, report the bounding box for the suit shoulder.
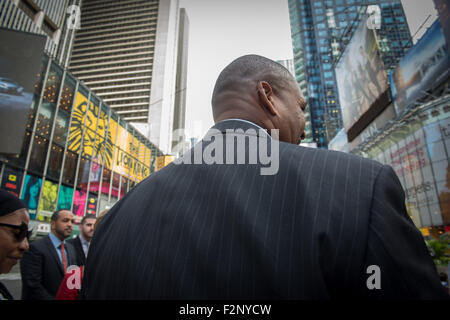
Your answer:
[66,237,78,245]
[280,142,383,169]
[26,236,52,256]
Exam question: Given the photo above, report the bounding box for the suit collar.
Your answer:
[211,119,272,139]
[45,235,65,275]
[0,281,13,300]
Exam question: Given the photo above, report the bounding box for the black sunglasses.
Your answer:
[0,222,33,241]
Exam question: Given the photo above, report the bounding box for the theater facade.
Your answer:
[0,54,164,231]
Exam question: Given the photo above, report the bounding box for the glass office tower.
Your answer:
[288,0,412,147]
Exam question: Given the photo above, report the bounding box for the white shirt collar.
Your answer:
[217,119,272,139]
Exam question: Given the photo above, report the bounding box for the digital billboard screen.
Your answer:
[335,14,390,140]
[434,0,450,53]
[390,20,450,115]
[0,28,46,155]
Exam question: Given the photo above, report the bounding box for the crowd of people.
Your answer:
[0,55,449,300]
[0,189,108,300]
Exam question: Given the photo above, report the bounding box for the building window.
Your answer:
[46,143,64,180]
[28,135,49,175]
[18,0,38,19]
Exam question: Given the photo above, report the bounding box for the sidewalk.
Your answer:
[0,263,22,299]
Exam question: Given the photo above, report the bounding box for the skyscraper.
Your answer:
[288,0,412,148]
[277,59,313,143]
[69,0,188,154]
[171,7,189,154]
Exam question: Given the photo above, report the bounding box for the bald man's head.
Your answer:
[212,55,296,118]
[211,54,306,145]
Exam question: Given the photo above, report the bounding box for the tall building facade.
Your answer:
[171,7,189,154]
[0,0,79,64]
[69,0,188,154]
[288,0,412,148]
[277,59,313,142]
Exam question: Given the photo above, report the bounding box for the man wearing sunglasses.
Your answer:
[20,209,77,300]
[0,189,31,300]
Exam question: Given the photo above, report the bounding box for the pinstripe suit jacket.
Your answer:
[81,120,448,299]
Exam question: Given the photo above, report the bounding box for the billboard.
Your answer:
[390,21,450,115]
[335,14,389,140]
[57,184,74,211]
[21,174,42,220]
[434,0,450,53]
[0,166,23,198]
[0,29,46,155]
[68,91,114,166]
[38,180,58,221]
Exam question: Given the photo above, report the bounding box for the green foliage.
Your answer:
[426,238,450,266]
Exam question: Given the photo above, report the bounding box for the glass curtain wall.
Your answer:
[0,55,163,225]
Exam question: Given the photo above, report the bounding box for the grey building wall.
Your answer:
[171,7,189,154]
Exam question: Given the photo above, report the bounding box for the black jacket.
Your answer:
[0,281,13,300]
[81,120,449,299]
[20,234,77,300]
[67,236,86,266]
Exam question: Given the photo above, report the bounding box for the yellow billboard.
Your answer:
[68,91,113,167]
[156,155,175,171]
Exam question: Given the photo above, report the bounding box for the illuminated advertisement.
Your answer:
[0,166,23,197]
[156,155,175,171]
[73,189,87,217]
[68,91,113,166]
[335,15,389,134]
[86,194,97,215]
[368,115,450,227]
[21,175,42,220]
[390,21,450,115]
[38,180,58,219]
[0,29,46,155]
[57,184,73,211]
[434,0,450,53]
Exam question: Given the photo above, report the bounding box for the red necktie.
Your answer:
[60,242,68,274]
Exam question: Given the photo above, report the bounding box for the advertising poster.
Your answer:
[89,161,102,193]
[435,118,450,225]
[38,180,58,220]
[86,194,97,215]
[21,174,42,220]
[0,29,46,155]
[57,184,73,211]
[434,0,450,53]
[73,189,87,217]
[97,108,113,168]
[68,91,113,166]
[335,14,388,133]
[390,21,450,115]
[0,166,24,197]
[156,156,175,171]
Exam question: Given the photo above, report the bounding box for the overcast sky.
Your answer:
[179,0,438,141]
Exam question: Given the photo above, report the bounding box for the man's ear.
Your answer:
[257,81,278,116]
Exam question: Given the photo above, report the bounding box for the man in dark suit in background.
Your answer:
[81,55,448,299]
[67,214,96,266]
[20,210,77,299]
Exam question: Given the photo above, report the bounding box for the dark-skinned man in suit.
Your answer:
[21,210,77,299]
[81,55,448,299]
